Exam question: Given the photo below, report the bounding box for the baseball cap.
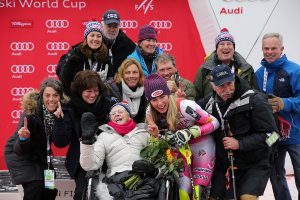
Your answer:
[210,64,235,86]
[102,9,120,25]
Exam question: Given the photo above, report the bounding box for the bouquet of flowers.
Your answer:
[123,136,183,190]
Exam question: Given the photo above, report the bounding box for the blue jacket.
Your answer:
[127,46,163,76]
[256,54,300,145]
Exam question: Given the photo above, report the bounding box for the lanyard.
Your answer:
[215,102,235,136]
[44,120,52,170]
[263,68,268,93]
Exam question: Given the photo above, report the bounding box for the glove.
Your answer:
[132,160,159,178]
[268,95,284,113]
[173,126,201,146]
[81,112,98,145]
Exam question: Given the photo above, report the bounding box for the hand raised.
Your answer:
[54,101,64,118]
[18,117,30,139]
[146,113,159,137]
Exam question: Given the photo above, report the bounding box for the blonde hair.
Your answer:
[149,95,179,131]
[115,58,145,87]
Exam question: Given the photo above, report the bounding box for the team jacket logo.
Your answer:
[120,20,138,29]
[150,20,172,29]
[10,42,34,51]
[157,42,173,51]
[46,42,70,51]
[46,20,69,28]
[11,87,34,96]
[11,65,35,73]
[47,65,57,73]
[11,110,23,119]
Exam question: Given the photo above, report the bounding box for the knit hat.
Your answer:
[215,28,235,49]
[102,9,120,25]
[210,64,235,86]
[144,74,170,101]
[138,25,157,42]
[110,101,132,117]
[84,21,102,39]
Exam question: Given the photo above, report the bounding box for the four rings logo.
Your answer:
[46,20,69,29]
[120,20,138,29]
[11,65,35,74]
[46,42,70,51]
[150,20,172,29]
[47,65,57,73]
[157,43,173,51]
[10,42,34,51]
[11,110,23,119]
[11,87,34,96]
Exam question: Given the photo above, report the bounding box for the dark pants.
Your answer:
[22,180,44,200]
[74,166,87,200]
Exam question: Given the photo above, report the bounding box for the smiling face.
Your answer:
[123,64,140,88]
[109,105,130,124]
[86,31,103,50]
[139,39,157,55]
[81,87,99,104]
[262,36,284,63]
[216,41,235,65]
[150,95,169,114]
[43,87,61,113]
[156,60,177,81]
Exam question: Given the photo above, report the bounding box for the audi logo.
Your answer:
[11,87,34,96]
[120,20,138,29]
[47,65,57,73]
[11,65,35,74]
[46,19,69,28]
[11,110,23,119]
[46,42,70,51]
[10,42,34,51]
[157,43,173,51]
[150,20,172,29]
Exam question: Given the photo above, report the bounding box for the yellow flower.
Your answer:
[166,148,173,163]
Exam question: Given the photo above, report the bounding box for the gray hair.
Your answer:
[262,32,283,47]
[156,52,176,68]
[40,78,64,98]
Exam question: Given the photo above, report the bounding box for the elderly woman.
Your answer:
[57,20,112,96]
[52,70,113,200]
[79,101,159,199]
[144,74,220,200]
[106,58,147,123]
[4,78,64,200]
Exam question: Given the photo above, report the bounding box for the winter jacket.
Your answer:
[127,46,163,76]
[194,51,257,101]
[104,79,147,123]
[199,77,277,171]
[256,54,300,145]
[52,95,112,178]
[4,91,49,185]
[58,44,112,96]
[105,29,136,75]
[80,123,149,177]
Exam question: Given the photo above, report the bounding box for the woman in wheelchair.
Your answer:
[79,101,160,199]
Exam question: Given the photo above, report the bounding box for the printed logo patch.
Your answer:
[151,90,163,98]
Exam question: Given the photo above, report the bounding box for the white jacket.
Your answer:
[80,123,149,177]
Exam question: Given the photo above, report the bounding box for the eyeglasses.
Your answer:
[109,109,126,116]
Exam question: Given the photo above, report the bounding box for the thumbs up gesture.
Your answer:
[18,117,31,139]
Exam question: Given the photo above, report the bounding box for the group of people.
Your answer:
[3,8,300,200]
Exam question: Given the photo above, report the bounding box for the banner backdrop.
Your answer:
[1,0,300,170]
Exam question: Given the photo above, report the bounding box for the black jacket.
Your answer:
[59,44,112,96]
[52,95,112,178]
[4,91,48,185]
[199,77,277,171]
[105,29,136,75]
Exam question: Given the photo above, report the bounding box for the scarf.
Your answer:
[42,103,55,136]
[108,118,137,136]
[122,80,144,117]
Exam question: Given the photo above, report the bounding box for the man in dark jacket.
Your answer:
[101,9,136,75]
[198,64,278,200]
[194,28,257,101]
